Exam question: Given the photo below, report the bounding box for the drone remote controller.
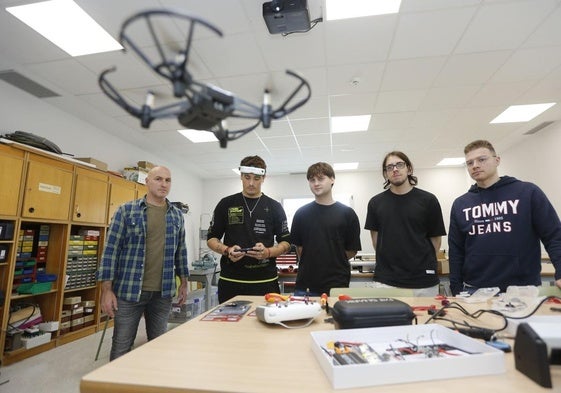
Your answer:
[256,301,321,325]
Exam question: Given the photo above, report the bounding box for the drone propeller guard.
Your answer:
[98,9,311,148]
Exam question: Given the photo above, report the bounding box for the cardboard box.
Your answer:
[59,320,71,335]
[137,160,155,170]
[437,259,449,275]
[71,317,85,331]
[75,157,108,171]
[122,167,148,184]
[84,314,95,327]
[310,324,505,389]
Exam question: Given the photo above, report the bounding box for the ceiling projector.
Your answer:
[263,0,310,34]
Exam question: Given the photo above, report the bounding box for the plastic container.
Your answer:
[17,281,52,294]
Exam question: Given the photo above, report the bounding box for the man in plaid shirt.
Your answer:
[98,166,189,361]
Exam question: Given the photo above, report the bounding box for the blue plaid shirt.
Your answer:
[98,197,189,302]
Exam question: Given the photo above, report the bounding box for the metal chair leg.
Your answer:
[95,317,110,361]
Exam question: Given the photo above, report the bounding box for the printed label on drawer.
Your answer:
[38,183,61,195]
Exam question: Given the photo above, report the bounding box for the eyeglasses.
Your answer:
[384,161,406,172]
[465,156,496,167]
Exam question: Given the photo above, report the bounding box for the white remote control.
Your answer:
[255,301,321,324]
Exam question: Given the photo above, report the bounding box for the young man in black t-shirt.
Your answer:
[291,162,362,296]
[365,151,446,296]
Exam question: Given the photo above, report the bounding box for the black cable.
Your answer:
[424,295,561,338]
[424,301,508,334]
[503,295,561,319]
[6,303,37,333]
[281,17,323,37]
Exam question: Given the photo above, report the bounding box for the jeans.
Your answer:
[293,288,324,297]
[110,291,172,361]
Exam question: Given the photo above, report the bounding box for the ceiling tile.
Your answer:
[390,7,476,59]
[381,57,447,91]
[455,0,558,53]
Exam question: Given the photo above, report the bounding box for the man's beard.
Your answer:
[390,177,407,187]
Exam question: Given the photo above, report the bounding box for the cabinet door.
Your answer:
[136,183,147,199]
[22,158,73,220]
[0,145,24,216]
[73,168,108,224]
[108,177,136,223]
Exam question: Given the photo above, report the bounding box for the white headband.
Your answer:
[239,166,265,175]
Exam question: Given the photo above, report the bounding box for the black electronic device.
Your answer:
[236,247,256,252]
[331,298,416,330]
[514,322,561,388]
[262,0,311,34]
[98,9,311,148]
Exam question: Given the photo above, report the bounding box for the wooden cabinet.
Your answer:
[0,143,146,365]
[73,168,109,224]
[0,144,25,216]
[22,155,73,220]
[108,176,136,223]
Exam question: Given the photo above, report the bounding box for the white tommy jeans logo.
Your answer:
[463,199,519,235]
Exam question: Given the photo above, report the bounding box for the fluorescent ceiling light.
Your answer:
[326,0,401,21]
[331,115,371,133]
[490,103,556,124]
[6,0,122,56]
[334,162,359,171]
[437,158,465,167]
[178,129,218,143]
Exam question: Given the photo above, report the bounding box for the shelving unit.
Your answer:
[0,142,145,365]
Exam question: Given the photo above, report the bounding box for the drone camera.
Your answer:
[178,92,234,131]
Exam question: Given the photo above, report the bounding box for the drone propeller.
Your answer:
[98,9,311,148]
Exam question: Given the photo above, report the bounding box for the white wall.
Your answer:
[500,122,561,210]
[0,82,203,264]
[202,166,471,254]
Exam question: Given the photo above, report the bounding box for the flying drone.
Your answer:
[98,9,312,148]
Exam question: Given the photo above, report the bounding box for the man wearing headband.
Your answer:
[207,155,291,303]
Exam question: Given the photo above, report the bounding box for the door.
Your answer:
[22,156,73,220]
[73,168,108,224]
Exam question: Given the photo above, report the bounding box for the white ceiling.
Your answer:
[1,0,561,178]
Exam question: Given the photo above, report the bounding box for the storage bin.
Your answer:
[16,281,52,294]
[36,273,57,282]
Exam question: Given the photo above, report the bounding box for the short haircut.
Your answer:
[306,162,335,180]
[240,155,266,172]
[464,140,496,155]
[382,151,418,189]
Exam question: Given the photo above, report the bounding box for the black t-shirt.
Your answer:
[291,201,362,293]
[207,192,290,282]
[364,188,446,288]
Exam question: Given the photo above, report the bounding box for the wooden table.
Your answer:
[81,296,560,393]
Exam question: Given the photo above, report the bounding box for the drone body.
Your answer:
[99,9,311,148]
